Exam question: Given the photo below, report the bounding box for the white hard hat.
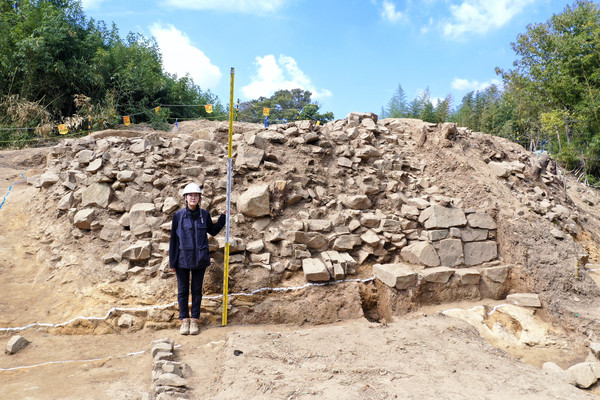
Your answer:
[183,183,202,195]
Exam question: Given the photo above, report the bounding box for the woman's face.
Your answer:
[186,193,200,208]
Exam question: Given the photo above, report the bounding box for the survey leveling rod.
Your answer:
[222,67,235,326]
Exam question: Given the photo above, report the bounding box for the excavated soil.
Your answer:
[2,118,600,399]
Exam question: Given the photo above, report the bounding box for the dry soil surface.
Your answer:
[0,146,599,399]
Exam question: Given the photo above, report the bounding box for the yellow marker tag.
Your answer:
[205,104,213,114]
[154,106,161,113]
[123,116,130,126]
[58,124,68,135]
[263,107,270,116]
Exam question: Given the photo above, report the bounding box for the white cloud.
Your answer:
[163,0,286,14]
[443,0,535,39]
[80,0,107,10]
[451,78,501,91]
[381,1,405,23]
[420,17,434,34]
[150,23,222,90]
[242,55,332,100]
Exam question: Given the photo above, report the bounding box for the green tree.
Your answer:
[497,0,600,175]
[0,0,225,140]
[238,89,333,124]
[416,88,436,123]
[434,95,452,123]
[1,0,103,116]
[385,84,409,117]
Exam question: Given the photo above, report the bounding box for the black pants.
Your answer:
[175,267,207,320]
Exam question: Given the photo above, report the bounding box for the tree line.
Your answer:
[0,0,332,145]
[381,0,600,184]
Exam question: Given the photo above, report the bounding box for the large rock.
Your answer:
[479,265,510,299]
[373,263,418,289]
[506,293,541,308]
[360,230,380,246]
[73,209,96,230]
[57,192,74,211]
[119,187,153,211]
[238,184,270,217]
[86,158,102,173]
[122,240,151,261]
[6,335,29,355]
[401,241,440,267]
[100,218,123,242]
[290,231,328,251]
[481,265,509,283]
[340,194,372,210]
[460,226,488,242]
[117,170,135,182]
[302,258,330,282]
[464,241,497,265]
[81,183,111,208]
[421,266,454,283]
[162,197,179,214]
[542,362,576,385]
[130,138,151,154]
[307,219,333,232]
[455,268,481,285]
[467,212,496,229]
[77,149,94,164]
[235,145,265,170]
[129,203,157,237]
[332,235,361,251]
[488,161,512,178]
[438,238,464,267]
[40,172,59,188]
[567,362,600,388]
[419,204,467,229]
[154,372,188,388]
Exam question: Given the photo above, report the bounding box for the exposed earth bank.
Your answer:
[2,114,600,399]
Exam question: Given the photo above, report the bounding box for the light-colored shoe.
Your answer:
[179,319,190,335]
[189,319,200,335]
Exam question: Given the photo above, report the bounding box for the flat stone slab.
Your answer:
[420,204,467,229]
[464,241,497,265]
[506,293,542,308]
[302,258,330,282]
[454,268,481,285]
[421,266,455,283]
[373,263,418,290]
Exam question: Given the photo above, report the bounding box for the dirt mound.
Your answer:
[2,113,600,398]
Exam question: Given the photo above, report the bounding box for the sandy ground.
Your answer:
[0,148,599,399]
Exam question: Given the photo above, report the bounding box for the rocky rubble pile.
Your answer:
[145,337,192,400]
[24,112,595,316]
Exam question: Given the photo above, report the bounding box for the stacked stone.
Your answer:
[27,114,500,289]
[145,338,191,400]
[370,200,509,299]
[28,130,231,281]
[28,113,525,305]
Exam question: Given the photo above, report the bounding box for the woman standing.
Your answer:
[169,183,225,335]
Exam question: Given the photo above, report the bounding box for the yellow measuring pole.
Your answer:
[222,68,235,326]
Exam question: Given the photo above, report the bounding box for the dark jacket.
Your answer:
[169,207,225,270]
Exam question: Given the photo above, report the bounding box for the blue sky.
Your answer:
[81,0,575,119]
